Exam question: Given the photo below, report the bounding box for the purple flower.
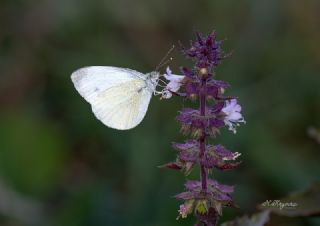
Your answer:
[176,107,225,137]
[222,99,245,133]
[180,66,195,77]
[212,144,241,161]
[175,179,235,218]
[161,32,245,225]
[222,152,241,161]
[177,201,195,219]
[184,81,200,97]
[162,66,185,99]
[173,140,198,151]
[185,179,234,195]
[175,191,194,200]
[178,204,189,218]
[184,32,225,70]
[207,79,230,89]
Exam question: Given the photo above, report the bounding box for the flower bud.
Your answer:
[196,200,208,215]
[191,128,202,139]
[190,47,196,52]
[180,124,191,135]
[190,93,197,101]
[199,67,208,78]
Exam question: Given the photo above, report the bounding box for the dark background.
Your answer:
[0,0,319,225]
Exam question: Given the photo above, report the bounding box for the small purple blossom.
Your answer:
[162,66,185,99]
[178,204,189,219]
[212,144,241,161]
[222,99,245,134]
[184,32,226,70]
[184,179,234,195]
[161,31,245,226]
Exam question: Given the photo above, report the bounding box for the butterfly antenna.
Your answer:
[158,57,174,71]
[155,45,175,71]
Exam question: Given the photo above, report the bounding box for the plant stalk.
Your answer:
[199,77,207,191]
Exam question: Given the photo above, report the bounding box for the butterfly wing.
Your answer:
[71,66,153,130]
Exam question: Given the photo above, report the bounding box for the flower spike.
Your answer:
[161,31,245,226]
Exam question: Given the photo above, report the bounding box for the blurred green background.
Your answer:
[0,0,319,225]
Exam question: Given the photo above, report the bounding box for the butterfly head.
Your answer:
[147,71,160,90]
[148,69,184,99]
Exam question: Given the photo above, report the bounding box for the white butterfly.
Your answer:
[71,66,163,130]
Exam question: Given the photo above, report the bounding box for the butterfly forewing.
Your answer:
[71,66,153,130]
